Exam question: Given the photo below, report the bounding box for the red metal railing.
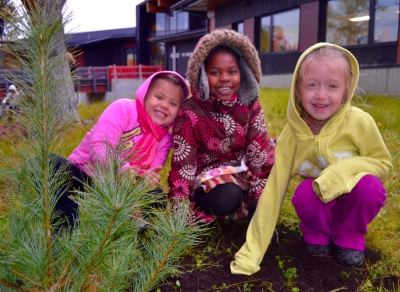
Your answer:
[108,64,165,81]
[0,65,166,97]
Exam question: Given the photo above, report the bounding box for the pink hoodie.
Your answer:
[68,71,189,175]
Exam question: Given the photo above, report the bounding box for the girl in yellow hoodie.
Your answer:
[231,43,392,274]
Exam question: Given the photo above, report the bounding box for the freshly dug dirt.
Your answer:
[158,220,399,292]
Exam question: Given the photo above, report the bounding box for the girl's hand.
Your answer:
[142,166,162,186]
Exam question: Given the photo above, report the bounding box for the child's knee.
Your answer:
[292,178,318,208]
[351,175,386,206]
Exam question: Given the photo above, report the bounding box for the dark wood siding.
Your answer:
[81,41,128,67]
[136,4,152,65]
[260,52,301,75]
[165,40,198,78]
[347,45,398,68]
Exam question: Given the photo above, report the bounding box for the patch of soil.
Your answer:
[158,220,399,292]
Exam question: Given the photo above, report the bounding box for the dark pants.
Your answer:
[292,175,386,250]
[193,183,244,216]
[53,155,167,228]
[52,154,90,227]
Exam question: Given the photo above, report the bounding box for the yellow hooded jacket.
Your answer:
[230,42,393,275]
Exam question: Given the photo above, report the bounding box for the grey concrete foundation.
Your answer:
[261,67,400,97]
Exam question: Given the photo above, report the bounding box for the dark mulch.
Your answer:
[158,220,399,292]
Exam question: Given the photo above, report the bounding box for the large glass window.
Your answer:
[260,16,271,53]
[327,0,370,46]
[169,11,189,34]
[177,12,189,31]
[259,9,299,53]
[170,13,177,33]
[273,10,300,52]
[155,13,166,33]
[374,0,399,43]
[327,0,399,46]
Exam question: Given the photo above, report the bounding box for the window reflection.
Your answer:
[327,0,370,46]
[260,16,271,53]
[327,0,399,45]
[259,9,299,53]
[151,42,165,65]
[177,12,189,32]
[374,0,399,43]
[273,10,299,52]
[155,13,166,32]
[237,22,244,34]
[170,12,189,34]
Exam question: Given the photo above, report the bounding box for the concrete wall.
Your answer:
[260,67,400,97]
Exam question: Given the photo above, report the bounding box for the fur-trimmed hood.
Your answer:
[187,29,261,105]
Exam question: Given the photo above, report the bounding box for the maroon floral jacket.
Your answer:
[168,93,275,206]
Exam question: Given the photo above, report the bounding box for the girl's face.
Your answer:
[144,79,182,127]
[297,59,347,133]
[205,51,240,101]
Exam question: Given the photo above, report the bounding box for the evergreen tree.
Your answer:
[0,1,207,291]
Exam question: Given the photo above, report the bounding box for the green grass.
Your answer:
[1,89,399,290]
[260,88,400,290]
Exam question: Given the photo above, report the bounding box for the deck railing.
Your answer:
[0,65,165,97]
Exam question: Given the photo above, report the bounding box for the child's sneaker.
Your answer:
[336,248,364,266]
[305,243,331,256]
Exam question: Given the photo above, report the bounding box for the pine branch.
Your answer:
[38,31,53,279]
[11,269,39,288]
[143,236,177,292]
[0,278,28,292]
[88,206,118,267]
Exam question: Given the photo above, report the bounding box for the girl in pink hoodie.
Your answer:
[55,71,189,226]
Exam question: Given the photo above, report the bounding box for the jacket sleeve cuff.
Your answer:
[312,169,345,203]
[230,260,258,275]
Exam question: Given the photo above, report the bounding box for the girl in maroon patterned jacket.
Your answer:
[168,29,275,223]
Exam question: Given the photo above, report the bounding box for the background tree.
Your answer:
[0,1,20,43]
[2,0,81,123]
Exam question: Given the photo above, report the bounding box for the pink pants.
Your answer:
[292,175,386,251]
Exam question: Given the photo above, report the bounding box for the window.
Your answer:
[234,22,244,34]
[151,42,165,65]
[327,0,399,46]
[169,11,189,34]
[170,13,177,33]
[259,9,300,53]
[327,0,370,46]
[177,12,189,31]
[126,53,135,66]
[374,0,399,43]
[260,16,271,53]
[154,13,166,34]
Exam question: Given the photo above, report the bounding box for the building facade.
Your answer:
[137,0,400,94]
[67,27,137,67]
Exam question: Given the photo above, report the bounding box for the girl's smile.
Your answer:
[205,51,241,101]
[297,59,347,133]
[144,79,182,127]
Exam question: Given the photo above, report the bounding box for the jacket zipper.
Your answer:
[315,135,320,158]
